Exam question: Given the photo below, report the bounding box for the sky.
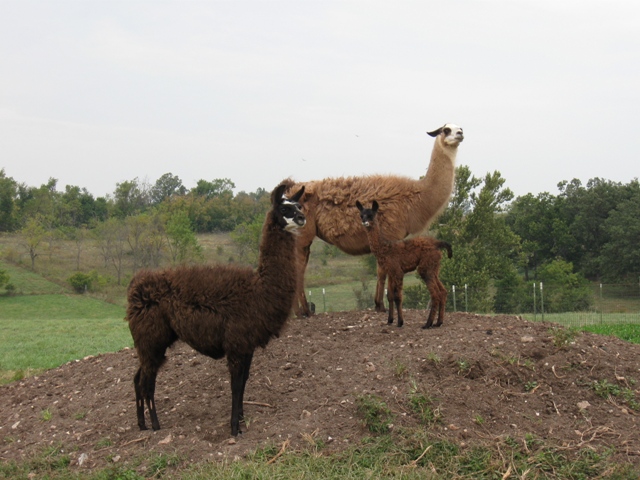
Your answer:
[1,1,639,200]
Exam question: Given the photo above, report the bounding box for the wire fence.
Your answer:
[307,281,640,327]
[447,282,640,327]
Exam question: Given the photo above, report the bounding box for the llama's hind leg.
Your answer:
[133,368,147,430]
[434,279,447,327]
[418,270,438,329]
[134,360,164,431]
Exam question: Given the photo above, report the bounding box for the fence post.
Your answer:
[600,283,603,324]
[322,288,326,313]
[540,282,544,322]
[452,285,457,312]
[464,284,468,312]
[533,282,537,321]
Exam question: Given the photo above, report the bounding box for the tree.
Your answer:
[537,259,592,312]
[506,192,574,280]
[192,178,235,199]
[151,173,186,205]
[21,214,47,269]
[437,168,521,312]
[600,185,640,281]
[230,217,263,265]
[404,167,521,313]
[0,268,10,291]
[112,178,151,218]
[95,218,128,285]
[0,169,19,231]
[557,177,631,278]
[165,210,202,264]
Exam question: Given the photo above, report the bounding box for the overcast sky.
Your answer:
[1,1,638,200]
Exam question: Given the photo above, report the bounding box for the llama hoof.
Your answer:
[421,324,433,329]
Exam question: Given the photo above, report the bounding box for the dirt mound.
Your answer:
[2,311,640,474]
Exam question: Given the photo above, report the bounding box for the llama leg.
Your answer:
[295,242,313,317]
[418,270,437,329]
[136,362,163,431]
[386,279,395,325]
[238,352,254,421]
[133,368,147,430]
[228,354,248,436]
[395,278,404,328]
[434,279,447,327]
[374,264,387,313]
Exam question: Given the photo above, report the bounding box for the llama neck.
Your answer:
[256,214,298,311]
[365,222,386,258]
[413,136,459,230]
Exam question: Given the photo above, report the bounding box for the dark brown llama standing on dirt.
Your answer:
[357,200,451,329]
[126,183,306,437]
[287,124,463,316]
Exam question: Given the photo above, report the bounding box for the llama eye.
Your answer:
[444,128,451,135]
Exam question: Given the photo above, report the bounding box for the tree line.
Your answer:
[1,167,639,303]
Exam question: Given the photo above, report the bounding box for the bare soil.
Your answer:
[2,311,640,474]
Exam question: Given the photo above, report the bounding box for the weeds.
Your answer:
[425,352,441,365]
[40,408,52,422]
[393,361,408,378]
[456,358,471,376]
[549,326,578,349]
[408,380,442,426]
[590,379,640,411]
[355,394,393,434]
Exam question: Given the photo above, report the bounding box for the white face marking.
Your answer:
[280,198,306,233]
[442,123,464,146]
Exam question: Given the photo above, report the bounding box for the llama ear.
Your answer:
[372,200,379,212]
[356,201,364,212]
[272,183,288,205]
[427,126,443,137]
[289,186,305,203]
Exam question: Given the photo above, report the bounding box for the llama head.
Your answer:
[272,184,306,233]
[427,123,464,147]
[356,200,379,228]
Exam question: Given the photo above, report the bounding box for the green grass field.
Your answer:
[0,294,129,383]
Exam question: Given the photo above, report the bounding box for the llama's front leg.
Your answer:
[395,281,404,328]
[295,243,313,317]
[386,283,395,325]
[228,355,247,436]
[374,265,387,313]
[238,352,254,421]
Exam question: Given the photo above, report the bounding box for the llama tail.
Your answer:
[437,241,453,259]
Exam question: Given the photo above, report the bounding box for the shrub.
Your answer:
[68,271,98,293]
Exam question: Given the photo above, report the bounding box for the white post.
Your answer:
[452,285,457,312]
[464,284,468,312]
[540,282,544,322]
[322,288,326,313]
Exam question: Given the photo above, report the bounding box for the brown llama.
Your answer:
[356,200,451,329]
[126,182,306,437]
[287,124,463,316]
